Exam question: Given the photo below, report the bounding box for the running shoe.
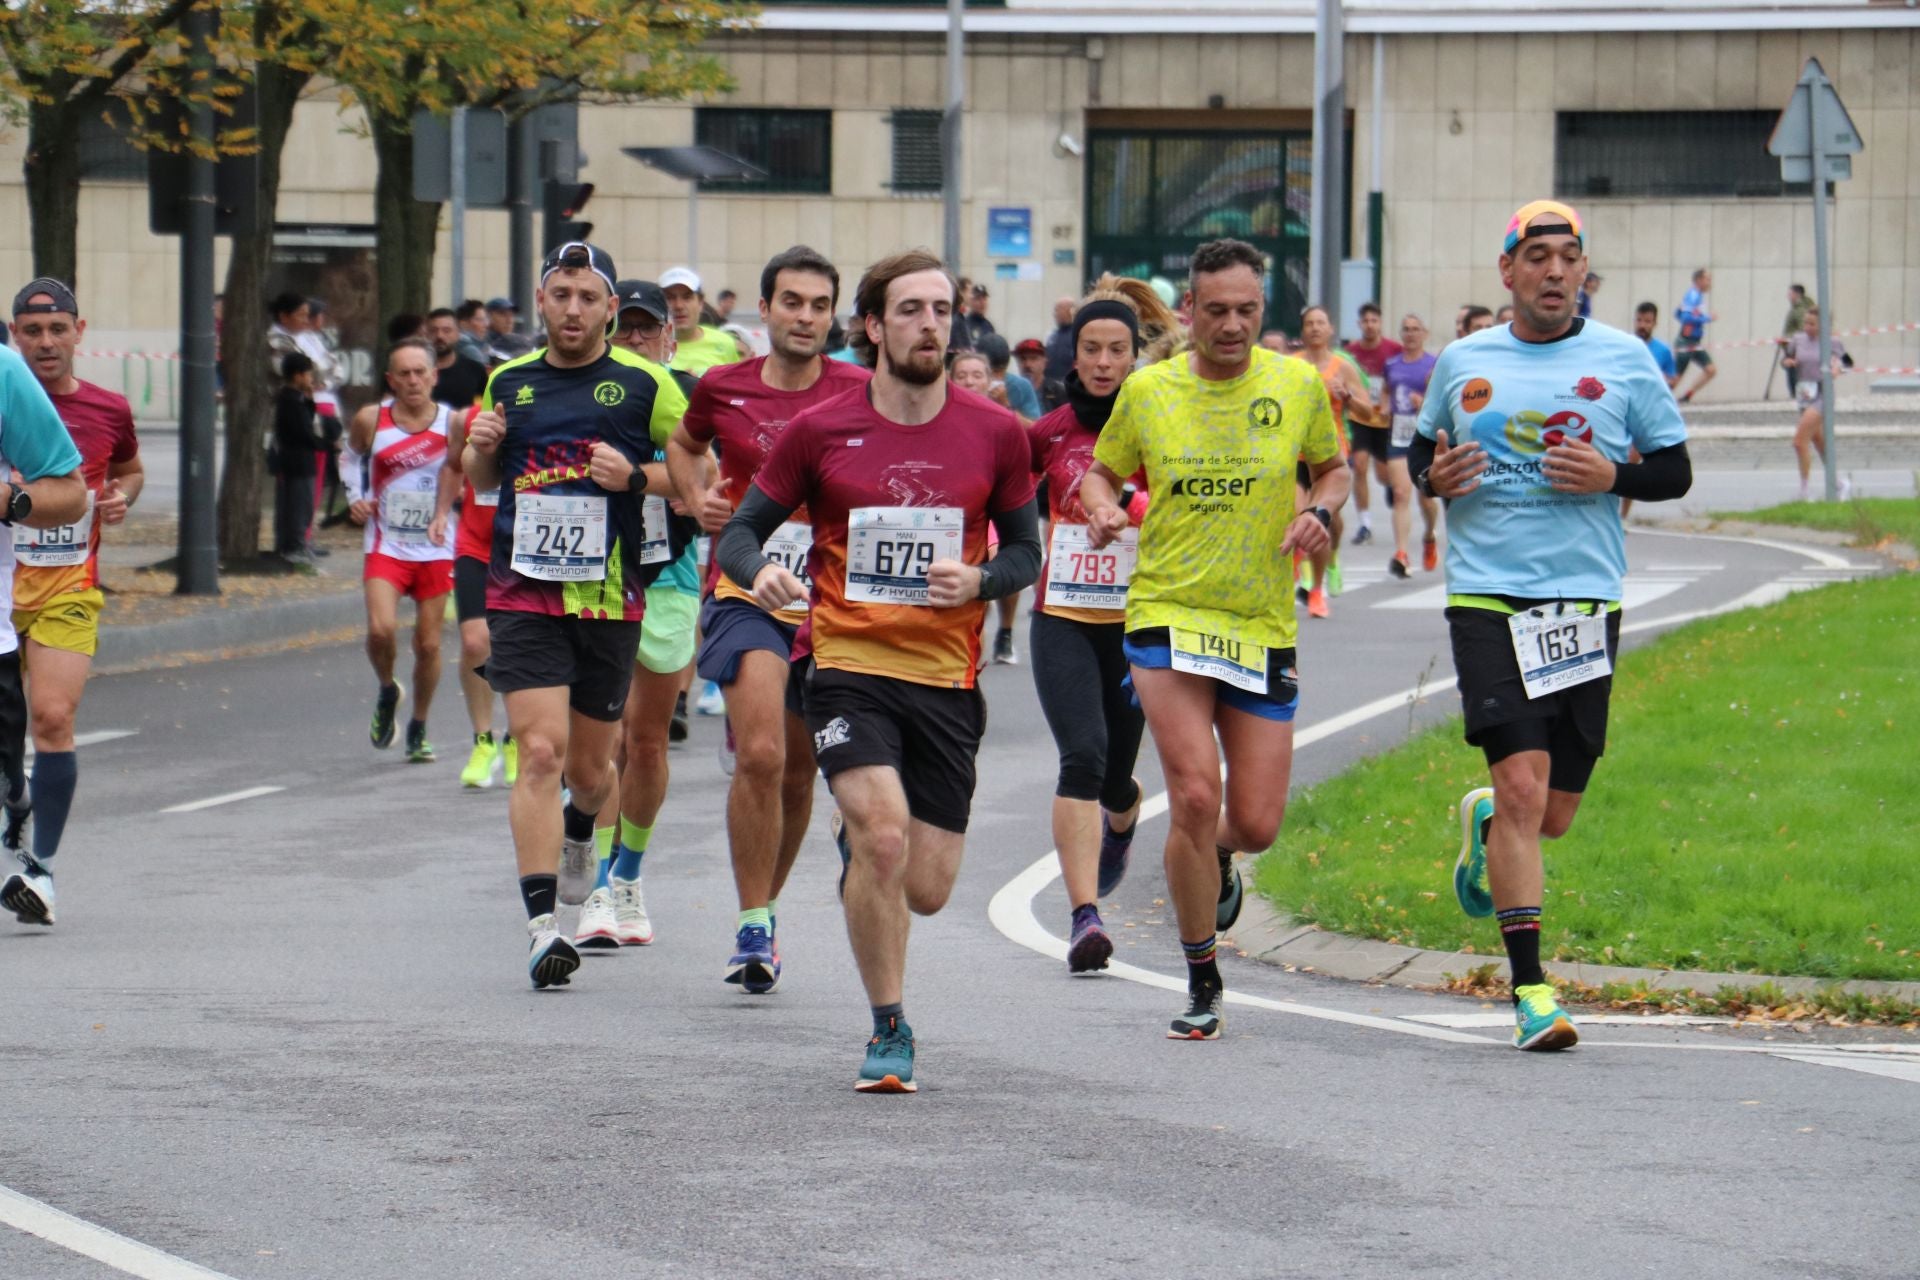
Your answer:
[1168,985,1224,1040]
[1422,535,1439,573]
[1306,585,1330,619]
[1216,848,1245,932]
[696,681,725,716]
[370,682,403,749]
[725,923,778,994]
[558,834,597,906]
[404,721,435,764]
[1326,560,1344,596]
[855,1016,917,1093]
[831,808,851,900]
[502,736,519,785]
[460,734,499,788]
[1097,812,1136,898]
[1295,556,1314,603]
[717,714,736,778]
[610,875,654,945]
[1,801,30,857]
[992,627,1017,665]
[1388,551,1411,580]
[1,853,54,926]
[527,914,581,989]
[669,691,689,743]
[574,887,621,950]
[1453,787,1496,919]
[1351,524,1373,546]
[1067,911,1113,973]
[1837,476,1853,501]
[1512,982,1578,1051]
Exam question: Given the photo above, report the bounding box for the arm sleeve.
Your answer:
[0,352,82,480]
[1609,441,1692,502]
[976,499,1042,601]
[716,484,799,592]
[1407,431,1438,495]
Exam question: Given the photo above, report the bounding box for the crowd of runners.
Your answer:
[5,195,1692,1091]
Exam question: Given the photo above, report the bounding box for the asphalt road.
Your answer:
[4,526,1917,1279]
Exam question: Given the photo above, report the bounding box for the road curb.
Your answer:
[94,589,371,675]
[1228,867,1920,1004]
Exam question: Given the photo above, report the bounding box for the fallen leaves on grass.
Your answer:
[1432,962,1920,1029]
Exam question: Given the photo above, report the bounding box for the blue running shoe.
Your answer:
[725,923,778,994]
[1454,787,1496,918]
[831,809,851,900]
[1067,909,1113,974]
[1512,982,1578,1051]
[855,1016,916,1093]
[1097,812,1136,898]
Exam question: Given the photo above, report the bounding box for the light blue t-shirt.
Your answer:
[1004,370,1042,419]
[0,346,83,482]
[1415,320,1686,602]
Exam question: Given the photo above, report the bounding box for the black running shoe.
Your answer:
[1,801,30,857]
[992,627,1017,665]
[669,691,690,743]
[1351,525,1373,546]
[1168,985,1224,1040]
[370,682,403,749]
[1216,848,1244,932]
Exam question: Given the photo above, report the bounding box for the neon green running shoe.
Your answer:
[1453,787,1496,918]
[460,734,498,788]
[1326,558,1344,596]
[404,721,435,764]
[1512,982,1578,1051]
[502,736,519,785]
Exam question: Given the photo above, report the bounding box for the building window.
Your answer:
[889,110,943,194]
[693,108,831,194]
[1555,111,1807,199]
[78,100,145,183]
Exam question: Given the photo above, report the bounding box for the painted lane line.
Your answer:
[161,785,285,814]
[26,728,139,763]
[1405,1012,1737,1028]
[1632,525,1855,571]
[0,1183,238,1280]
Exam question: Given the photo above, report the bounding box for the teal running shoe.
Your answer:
[855,1016,916,1093]
[1512,982,1578,1051]
[1453,787,1496,918]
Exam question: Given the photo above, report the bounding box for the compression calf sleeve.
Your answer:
[29,750,75,865]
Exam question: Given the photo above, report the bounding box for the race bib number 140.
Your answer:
[845,506,962,606]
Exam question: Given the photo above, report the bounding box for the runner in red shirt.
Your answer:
[667,246,870,993]
[715,250,1041,1093]
[1343,300,1403,546]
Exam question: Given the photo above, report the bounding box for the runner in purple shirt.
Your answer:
[1381,313,1441,578]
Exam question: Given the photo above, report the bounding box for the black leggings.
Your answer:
[1029,611,1145,812]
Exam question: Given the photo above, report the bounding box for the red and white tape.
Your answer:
[77,350,182,360]
[1705,320,1920,351]
[1842,365,1920,376]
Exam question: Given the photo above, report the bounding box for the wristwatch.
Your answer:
[1,484,29,526]
[629,461,647,493]
[1309,505,1332,530]
[1416,468,1437,500]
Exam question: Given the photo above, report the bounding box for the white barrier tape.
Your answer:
[1704,320,1920,351]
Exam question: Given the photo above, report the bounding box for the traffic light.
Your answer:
[542,181,595,251]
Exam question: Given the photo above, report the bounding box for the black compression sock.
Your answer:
[562,802,596,842]
[1498,906,1545,989]
[519,874,558,920]
[871,1002,904,1033]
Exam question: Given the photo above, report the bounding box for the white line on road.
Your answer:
[0,1184,238,1279]
[161,785,285,814]
[26,728,139,763]
[1632,525,1856,570]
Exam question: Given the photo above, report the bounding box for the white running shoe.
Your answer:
[1,855,54,926]
[696,681,726,716]
[575,887,621,950]
[611,875,654,945]
[527,914,580,988]
[1837,476,1853,501]
[557,835,596,906]
[717,715,737,778]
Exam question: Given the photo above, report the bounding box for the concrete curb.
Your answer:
[1228,864,1920,1005]
[94,589,371,675]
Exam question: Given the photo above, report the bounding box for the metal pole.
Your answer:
[1310,0,1346,320]
[450,106,467,306]
[1369,32,1384,306]
[941,0,965,269]
[175,0,219,595]
[1810,79,1837,502]
[508,111,535,328]
[688,185,699,278]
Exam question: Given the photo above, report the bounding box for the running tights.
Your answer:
[1028,611,1144,812]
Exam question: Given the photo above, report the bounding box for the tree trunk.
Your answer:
[215,46,311,561]
[23,95,84,288]
[371,106,440,327]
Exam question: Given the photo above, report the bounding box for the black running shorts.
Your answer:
[1446,602,1622,794]
[802,666,986,833]
[1348,422,1391,465]
[485,610,641,722]
[454,556,488,625]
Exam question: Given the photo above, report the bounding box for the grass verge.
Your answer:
[1252,574,1920,984]
[1436,962,1920,1029]
[1715,497,1920,552]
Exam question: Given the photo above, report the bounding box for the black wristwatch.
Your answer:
[1309,505,1332,530]
[1416,468,1437,500]
[2,484,29,526]
[629,461,647,493]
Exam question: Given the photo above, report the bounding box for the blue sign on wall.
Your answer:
[987,206,1032,258]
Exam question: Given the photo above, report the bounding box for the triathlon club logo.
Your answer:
[1248,396,1282,432]
[593,381,626,407]
[1573,377,1606,401]
[1503,409,1593,455]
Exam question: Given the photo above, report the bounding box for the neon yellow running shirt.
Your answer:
[1094,347,1340,651]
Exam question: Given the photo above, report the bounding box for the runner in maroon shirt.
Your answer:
[1342,300,1403,546]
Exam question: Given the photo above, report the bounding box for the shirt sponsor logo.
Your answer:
[1461,378,1493,413]
[1167,475,1259,498]
[1573,377,1606,402]
[515,385,535,406]
[594,381,626,407]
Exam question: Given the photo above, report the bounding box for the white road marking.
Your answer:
[0,1183,238,1279]
[25,728,139,763]
[1404,1012,1736,1028]
[1371,574,1698,612]
[161,785,285,814]
[1632,526,1855,570]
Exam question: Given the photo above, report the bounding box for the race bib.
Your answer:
[1795,379,1821,407]
[1170,627,1268,695]
[1390,413,1419,449]
[14,497,94,568]
[640,495,671,565]
[473,485,501,508]
[382,488,437,547]
[764,520,814,611]
[511,493,607,581]
[845,506,962,606]
[1046,523,1135,611]
[1507,608,1611,699]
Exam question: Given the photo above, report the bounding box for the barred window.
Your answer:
[692,108,831,194]
[1555,111,1807,199]
[889,110,943,194]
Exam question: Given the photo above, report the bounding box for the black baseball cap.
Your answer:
[614,280,668,323]
[540,242,618,296]
[13,277,78,318]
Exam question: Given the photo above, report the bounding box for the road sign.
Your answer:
[412,108,508,205]
[1769,56,1861,182]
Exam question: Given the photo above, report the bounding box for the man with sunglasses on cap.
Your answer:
[463,243,690,989]
[1412,201,1691,1051]
[0,279,124,928]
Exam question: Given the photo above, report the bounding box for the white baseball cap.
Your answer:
[659,266,701,293]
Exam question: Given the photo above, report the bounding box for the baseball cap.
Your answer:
[486,297,516,312]
[659,266,702,293]
[1013,338,1045,357]
[614,279,668,323]
[541,242,618,296]
[13,277,78,318]
[1503,200,1583,256]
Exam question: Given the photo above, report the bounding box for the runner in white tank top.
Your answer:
[365,398,455,561]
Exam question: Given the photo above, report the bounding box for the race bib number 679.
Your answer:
[845,506,962,606]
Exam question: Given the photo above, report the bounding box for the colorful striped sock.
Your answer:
[1498,906,1544,989]
[1181,934,1220,991]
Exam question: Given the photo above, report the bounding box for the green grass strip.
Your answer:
[1253,574,1920,983]
[1717,497,1920,550]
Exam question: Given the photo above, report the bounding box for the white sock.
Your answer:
[1358,510,1372,531]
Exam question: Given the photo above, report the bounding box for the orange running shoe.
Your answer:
[1307,584,1330,618]
[1422,535,1439,572]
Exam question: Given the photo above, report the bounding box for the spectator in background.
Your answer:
[298,298,348,422]
[978,333,1039,423]
[714,289,737,323]
[1260,330,1291,353]
[485,297,534,359]
[1454,304,1472,339]
[1494,304,1515,325]
[266,292,308,386]
[1014,337,1066,414]
[427,308,488,409]
[826,316,860,364]
[1633,302,1679,388]
[953,283,996,352]
[387,313,427,346]
[1780,283,1813,398]
[1043,296,1075,384]
[1674,267,1716,403]
[454,299,491,365]
[272,352,327,563]
[1576,271,1602,318]
[1462,305,1495,334]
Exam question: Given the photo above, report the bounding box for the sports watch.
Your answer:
[1309,506,1332,530]
[2,484,30,526]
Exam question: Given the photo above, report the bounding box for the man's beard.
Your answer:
[883,340,944,387]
